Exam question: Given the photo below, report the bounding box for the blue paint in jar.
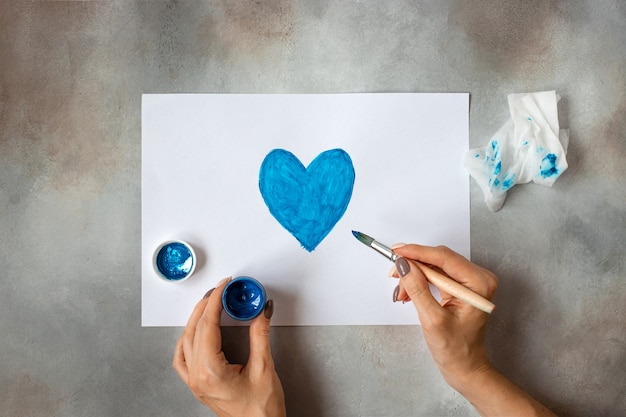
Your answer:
[155,241,195,281]
[222,276,267,321]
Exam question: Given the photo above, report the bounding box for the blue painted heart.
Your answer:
[259,148,356,251]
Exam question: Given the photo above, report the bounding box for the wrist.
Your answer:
[445,362,495,396]
[444,364,558,417]
[437,350,493,396]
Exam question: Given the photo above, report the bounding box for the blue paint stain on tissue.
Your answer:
[540,153,559,178]
[493,161,502,176]
[486,140,503,189]
[484,140,517,191]
[502,173,516,190]
[259,148,355,252]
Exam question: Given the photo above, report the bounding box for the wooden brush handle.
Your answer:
[414,261,496,314]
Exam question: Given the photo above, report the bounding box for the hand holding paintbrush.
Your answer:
[353,238,553,416]
[352,231,496,314]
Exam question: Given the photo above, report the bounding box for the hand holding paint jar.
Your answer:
[173,277,286,417]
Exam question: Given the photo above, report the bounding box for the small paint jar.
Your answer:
[222,276,267,321]
[153,240,196,282]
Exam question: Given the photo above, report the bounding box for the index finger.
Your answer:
[174,293,213,383]
[192,277,232,370]
[179,297,211,366]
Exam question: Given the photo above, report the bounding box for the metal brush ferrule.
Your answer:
[370,240,398,262]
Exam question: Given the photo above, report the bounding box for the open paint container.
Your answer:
[153,240,196,282]
[222,276,267,321]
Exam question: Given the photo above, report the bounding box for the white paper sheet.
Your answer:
[141,93,469,326]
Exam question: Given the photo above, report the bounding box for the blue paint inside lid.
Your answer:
[222,277,266,321]
[155,242,194,281]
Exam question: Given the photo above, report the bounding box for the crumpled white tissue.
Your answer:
[464,91,570,211]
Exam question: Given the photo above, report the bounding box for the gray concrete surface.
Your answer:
[1,1,624,416]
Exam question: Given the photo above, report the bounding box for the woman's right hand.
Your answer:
[391,244,557,417]
[390,244,498,388]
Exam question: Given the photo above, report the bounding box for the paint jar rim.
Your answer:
[153,240,196,283]
[222,276,267,321]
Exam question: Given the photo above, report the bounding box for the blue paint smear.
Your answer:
[156,242,194,280]
[485,140,505,190]
[540,153,559,178]
[259,148,355,252]
[502,173,516,190]
[493,161,502,176]
[490,140,500,160]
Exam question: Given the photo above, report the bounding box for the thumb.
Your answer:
[248,299,274,371]
[395,257,443,323]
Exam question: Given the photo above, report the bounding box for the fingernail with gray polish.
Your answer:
[392,285,400,302]
[264,299,274,319]
[395,257,410,277]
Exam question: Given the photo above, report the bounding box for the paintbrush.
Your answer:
[352,231,495,314]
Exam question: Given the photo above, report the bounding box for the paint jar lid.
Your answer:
[153,240,196,283]
[222,276,267,321]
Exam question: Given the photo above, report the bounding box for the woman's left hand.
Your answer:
[173,277,286,417]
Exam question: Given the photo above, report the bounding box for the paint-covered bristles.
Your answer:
[352,230,374,245]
